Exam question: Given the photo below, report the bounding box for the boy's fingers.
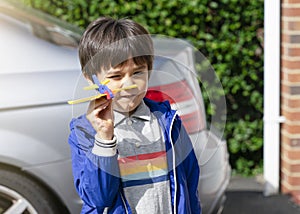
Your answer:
[94,101,109,111]
[93,108,102,117]
[89,98,109,110]
[93,103,109,116]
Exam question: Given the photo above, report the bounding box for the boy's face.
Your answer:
[95,59,149,114]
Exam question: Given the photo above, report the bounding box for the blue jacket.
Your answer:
[68,98,201,214]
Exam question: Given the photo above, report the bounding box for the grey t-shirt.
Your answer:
[114,101,172,214]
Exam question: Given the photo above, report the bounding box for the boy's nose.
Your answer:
[122,76,134,87]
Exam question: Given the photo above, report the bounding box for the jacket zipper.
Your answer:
[169,112,178,214]
[120,193,129,214]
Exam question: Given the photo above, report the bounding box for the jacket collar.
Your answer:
[113,100,151,127]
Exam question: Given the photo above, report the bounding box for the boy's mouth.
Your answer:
[119,94,136,99]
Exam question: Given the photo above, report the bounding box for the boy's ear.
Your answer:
[83,73,94,85]
[86,78,94,85]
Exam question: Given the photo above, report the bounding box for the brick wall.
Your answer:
[281,0,300,204]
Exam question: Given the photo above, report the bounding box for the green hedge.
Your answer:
[24,0,264,176]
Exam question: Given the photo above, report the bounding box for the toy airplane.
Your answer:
[68,75,137,105]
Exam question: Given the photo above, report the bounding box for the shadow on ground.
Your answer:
[222,191,300,214]
[221,175,300,214]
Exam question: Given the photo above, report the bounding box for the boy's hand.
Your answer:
[86,97,114,140]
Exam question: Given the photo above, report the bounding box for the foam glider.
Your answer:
[68,75,137,105]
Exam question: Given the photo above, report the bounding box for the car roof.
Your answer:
[0,0,82,74]
[0,0,83,46]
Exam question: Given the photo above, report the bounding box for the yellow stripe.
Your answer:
[118,156,167,176]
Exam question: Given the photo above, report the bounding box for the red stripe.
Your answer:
[118,151,166,163]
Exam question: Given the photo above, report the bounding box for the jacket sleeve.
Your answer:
[175,116,202,214]
[182,142,202,214]
[68,117,121,211]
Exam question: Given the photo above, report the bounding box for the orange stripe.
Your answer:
[119,162,167,176]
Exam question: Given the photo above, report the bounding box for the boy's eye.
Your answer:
[134,71,143,75]
[107,75,121,79]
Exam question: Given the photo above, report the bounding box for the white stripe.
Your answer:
[120,194,129,214]
[169,112,178,214]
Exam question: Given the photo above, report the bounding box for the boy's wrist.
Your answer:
[96,132,113,141]
[96,119,114,140]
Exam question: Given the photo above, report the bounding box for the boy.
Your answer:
[68,17,201,214]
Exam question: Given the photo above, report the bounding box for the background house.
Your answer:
[265,0,300,204]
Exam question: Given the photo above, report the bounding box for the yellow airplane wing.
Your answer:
[67,93,107,105]
[83,84,99,90]
[112,85,138,93]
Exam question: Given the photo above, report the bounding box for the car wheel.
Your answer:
[0,167,68,214]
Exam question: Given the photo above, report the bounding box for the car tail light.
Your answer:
[146,80,205,134]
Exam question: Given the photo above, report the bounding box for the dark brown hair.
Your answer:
[78,17,154,80]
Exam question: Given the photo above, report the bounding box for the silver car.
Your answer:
[0,1,231,213]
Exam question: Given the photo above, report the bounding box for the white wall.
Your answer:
[263,0,284,196]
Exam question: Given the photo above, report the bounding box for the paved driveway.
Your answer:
[222,176,300,214]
